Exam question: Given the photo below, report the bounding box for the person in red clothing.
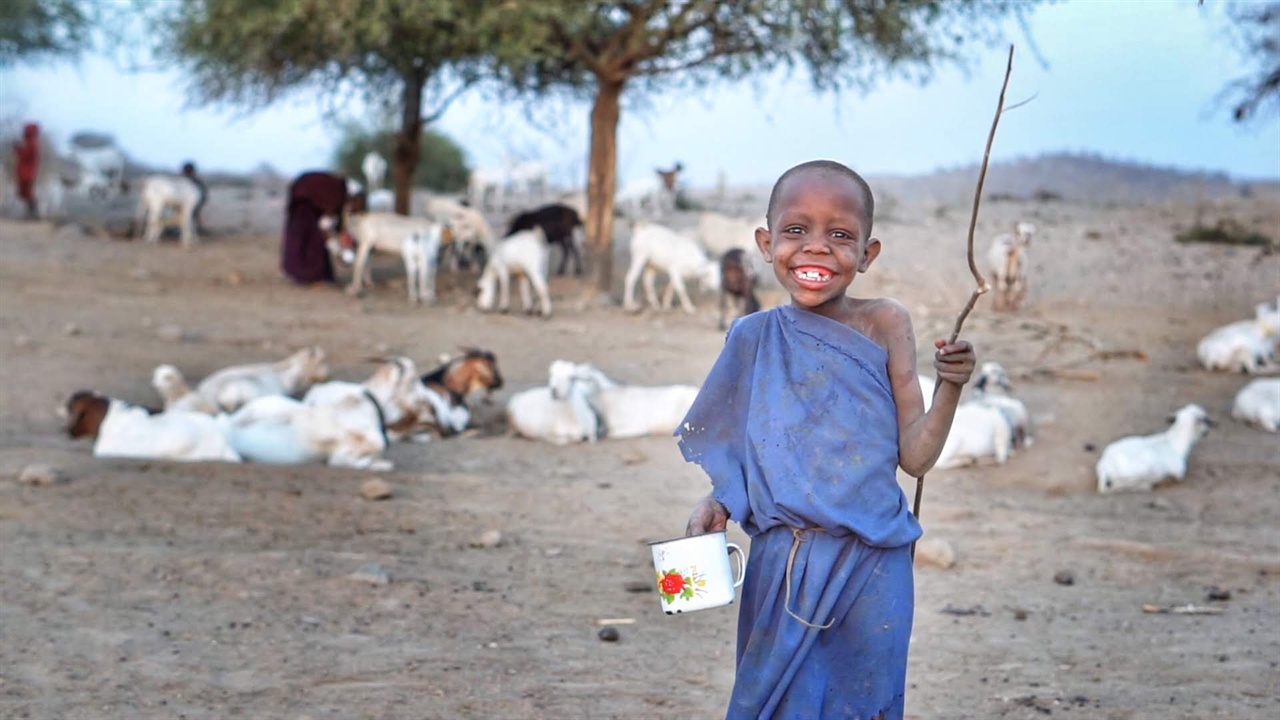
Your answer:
[13,123,41,219]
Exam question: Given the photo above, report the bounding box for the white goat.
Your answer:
[987,221,1035,312]
[135,174,202,246]
[615,174,669,218]
[548,360,699,440]
[152,364,219,415]
[343,211,449,304]
[933,402,1013,470]
[918,374,937,413]
[1197,300,1280,375]
[970,361,1034,449]
[506,377,602,445]
[476,227,552,317]
[1232,378,1280,432]
[196,347,330,413]
[1095,403,1214,493]
[697,212,776,289]
[64,391,241,463]
[71,145,127,199]
[220,395,391,471]
[362,151,387,191]
[303,357,436,442]
[366,188,395,212]
[422,195,495,270]
[623,221,720,314]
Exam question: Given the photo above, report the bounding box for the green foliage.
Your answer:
[0,0,91,67]
[331,123,470,193]
[1176,220,1275,248]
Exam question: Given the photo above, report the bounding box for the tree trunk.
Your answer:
[393,72,425,216]
[584,77,624,297]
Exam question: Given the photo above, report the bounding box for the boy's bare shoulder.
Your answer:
[857,297,914,335]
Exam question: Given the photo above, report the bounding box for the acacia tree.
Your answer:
[0,0,91,67]
[498,0,1038,295]
[150,0,511,214]
[1218,1,1280,122]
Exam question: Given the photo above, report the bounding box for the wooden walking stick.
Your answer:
[911,45,1016,561]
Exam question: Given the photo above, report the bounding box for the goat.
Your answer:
[697,212,777,290]
[615,163,682,219]
[1095,403,1214,493]
[919,374,937,413]
[507,203,585,276]
[718,249,762,330]
[476,227,553,317]
[71,144,127,199]
[1197,300,1280,375]
[1232,378,1280,432]
[417,349,506,437]
[64,391,241,463]
[422,195,495,272]
[220,394,392,471]
[196,346,330,413]
[303,357,437,443]
[362,151,387,191]
[152,364,219,415]
[468,166,508,211]
[970,361,1034,450]
[366,188,395,212]
[933,402,1013,470]
[506,371,603,445]
[623,221,720,314]
[341,211,451,304]
[987,221,1035,312]
[547,360,699,439]
[135,174,202,246]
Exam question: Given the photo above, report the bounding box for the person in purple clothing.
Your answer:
[677,159,976,719]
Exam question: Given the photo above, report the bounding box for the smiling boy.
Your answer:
[677,159,976,719]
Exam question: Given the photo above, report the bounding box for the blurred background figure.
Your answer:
[281,170,353,285]
[12,123,41,220]
[181,161,207,234]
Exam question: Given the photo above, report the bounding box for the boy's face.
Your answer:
[755,170,880,315]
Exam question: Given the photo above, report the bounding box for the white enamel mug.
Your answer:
[649,530,746,614]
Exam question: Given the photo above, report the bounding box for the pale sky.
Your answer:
[3,0,1277,189]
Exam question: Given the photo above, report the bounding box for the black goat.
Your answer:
[718,249,761,330]
[506,203,584,276]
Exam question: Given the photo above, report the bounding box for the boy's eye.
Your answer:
[784,226,804,235]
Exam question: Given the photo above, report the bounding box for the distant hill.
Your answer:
[867,152,1279,206]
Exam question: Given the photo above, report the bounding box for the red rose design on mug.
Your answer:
[659,572,685,595]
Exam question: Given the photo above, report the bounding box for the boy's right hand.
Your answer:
[685,495,729,536]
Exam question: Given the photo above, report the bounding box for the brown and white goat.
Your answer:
[987,221,1036,312]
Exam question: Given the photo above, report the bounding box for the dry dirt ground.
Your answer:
[1,188,1278,720]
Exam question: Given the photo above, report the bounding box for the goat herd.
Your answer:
[58,154,1280,497]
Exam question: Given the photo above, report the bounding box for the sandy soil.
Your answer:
[1,188,1278,720]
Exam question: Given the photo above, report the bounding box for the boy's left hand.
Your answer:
[934,338,976,386]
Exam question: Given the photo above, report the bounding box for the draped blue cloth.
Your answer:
[676,304,922,720]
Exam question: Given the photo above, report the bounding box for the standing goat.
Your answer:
[987,221,1036,312]
[341,211,451,304]
[135,174,203,246]
[718,249,761,330]
[623,221,719,314]
[507,203,585,276]
[476,227,553,317]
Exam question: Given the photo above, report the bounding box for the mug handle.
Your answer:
[726,542,746,588]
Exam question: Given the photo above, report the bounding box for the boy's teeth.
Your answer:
[796,270,828,281]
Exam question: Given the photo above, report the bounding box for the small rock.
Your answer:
[348,563,391,586]
[18,464,66,486]
[156,324,185,342]
[470,530,503,549]
[1013,608,1030,621]
[1206,586,1232,602]
[1083,443,1097,453]
[623,580,653,594]
[1053,570,1075,586]
[225,270,244,287]
[63,322,82,336]
[360,478,392,501]
[915,537,956,569]
[597,626,620,642]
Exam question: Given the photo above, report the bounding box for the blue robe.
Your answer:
[677,304,922,720]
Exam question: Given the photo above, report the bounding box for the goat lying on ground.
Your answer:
[623,221,720,314]
[718,249,761,330]
[987,221,1036,312]
[64,391,242,463]
[152,364,219,415]
[417,349,505,437]
[506,371,603,445]
[1197,299,1280,375]
[1232,378,1280,432]
[476,227,553,317]
[507,203,585,276]
[1095,403,1214,493]
[933,402,1013,470]
[549,361,699,440]
[135,174,203,246]
[220,394,392,471]
[969,361,1034,450]
[303,357,436,443]
[340,211,452,304]
[196,347,330,413]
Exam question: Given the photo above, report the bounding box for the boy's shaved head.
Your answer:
[766,159,875,239]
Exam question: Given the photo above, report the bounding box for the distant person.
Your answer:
[281,171,357,285]
[677,160,975,719]
[12,123,40,220]
[181,161,208,234]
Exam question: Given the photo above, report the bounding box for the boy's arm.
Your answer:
[879,301,975,477]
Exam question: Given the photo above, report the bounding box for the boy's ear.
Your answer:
[754,226,773,261]
[858,237,882,272]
